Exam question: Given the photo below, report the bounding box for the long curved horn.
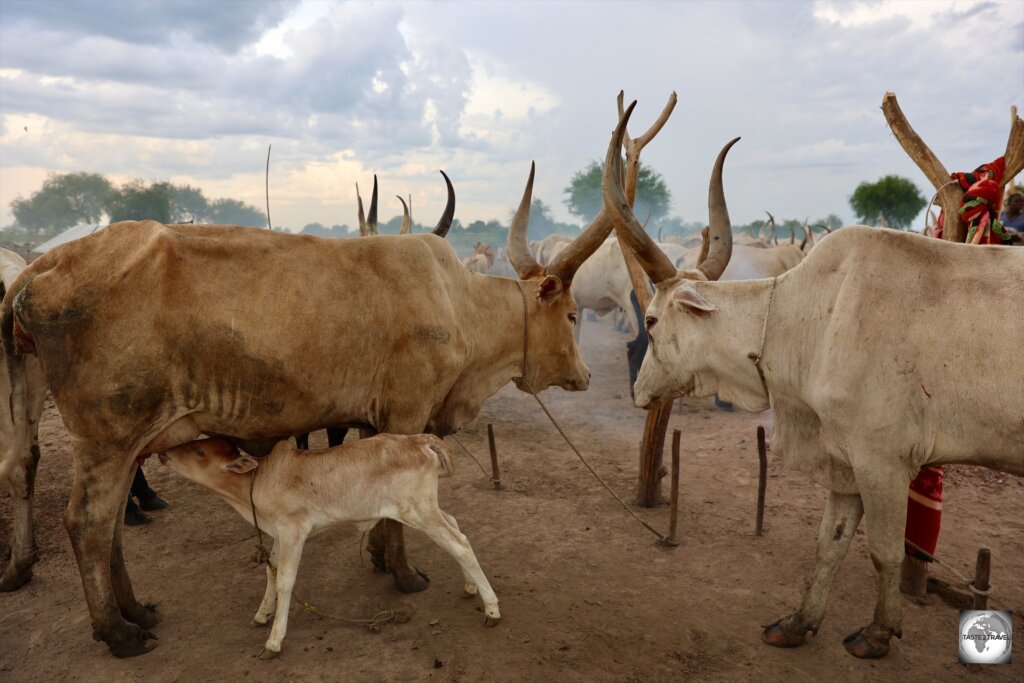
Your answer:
[602,101,677,284]
[506,162,542,279]
[799,224,809,250]
[356,182,366,236]
[697,137,739,281]
[367,175,379,235]
[546,206,618,285]
[432,171,456,237]
[396,195,411,234]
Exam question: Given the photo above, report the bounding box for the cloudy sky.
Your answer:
[1,0,1022,232]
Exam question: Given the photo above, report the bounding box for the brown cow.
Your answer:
[0,163,607,657]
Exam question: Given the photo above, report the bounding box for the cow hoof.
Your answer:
[483,615,501,627]
[842,628,892,659]
[392,568,430,594]
[259,647,280,660]
[106,625,159,658]
[251,616,270,627]
[123,602,160,629]
[369,551,388,574]
[761,619,807,648]
[0,565,32,592]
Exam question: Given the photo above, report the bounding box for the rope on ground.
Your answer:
[527,389,668,543]
[904,537,1010,611]
[451,434,495,482]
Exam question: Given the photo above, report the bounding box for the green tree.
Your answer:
[104,180,172,223]
[10,172,113,233]
[563,161,671,229]
[169,184,209,222]
[207,198,265,227]
[848,175,925,230]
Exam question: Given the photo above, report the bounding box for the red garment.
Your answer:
[932,156,1006,242]
[905,466,943,560]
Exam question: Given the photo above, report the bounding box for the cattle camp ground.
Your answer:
[1,311,1021,681]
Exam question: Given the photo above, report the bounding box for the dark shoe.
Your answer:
[139,495,168,512]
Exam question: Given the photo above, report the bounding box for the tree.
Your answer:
[207,198,265,227]
[105,180,172,224]
[169,184,209,222]
[564,161,671,229]
[10,172,113,234]
[848,175,926,230]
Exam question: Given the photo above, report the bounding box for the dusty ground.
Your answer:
[1,315,1021,682]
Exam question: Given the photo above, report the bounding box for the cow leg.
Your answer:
[295,433,309,450]
[384,518,429,593]
[367,519,389,573]
[65,445,157,657]
[763,491,863,648]
[252,538,280,626]
[0,442,41,591]
[111,462,158,629]
[260,528,306,659]
[403,508,500,624]
[842,471,908,659]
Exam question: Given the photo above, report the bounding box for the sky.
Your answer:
[1,0,1022,233]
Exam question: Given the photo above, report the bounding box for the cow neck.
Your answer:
[746,276,778,398]
[513,280,530,390]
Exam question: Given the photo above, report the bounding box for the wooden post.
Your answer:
[486,423,503,491]
[972,547,991,610]
[755,426,767,536]
[900,555,929,598]
[662,429,681,547]
[636,404,671,506]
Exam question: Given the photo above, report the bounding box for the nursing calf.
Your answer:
[159,435,499,659]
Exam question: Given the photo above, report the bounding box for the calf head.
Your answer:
[601,105,740,408]
[159,438,259,487]
[504,163,607,393]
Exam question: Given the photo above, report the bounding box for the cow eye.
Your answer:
[645,315,658,331]
[568,312,578,325]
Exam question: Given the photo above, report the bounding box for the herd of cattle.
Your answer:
[1,94,1022,664]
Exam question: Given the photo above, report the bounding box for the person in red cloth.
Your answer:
[903,156,1009,592]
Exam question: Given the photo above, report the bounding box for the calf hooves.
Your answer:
[483,616,501,627]
[761,619,808,648]
[392,568,430,594]
[0,566,32,592]
[259,648,280,660]
[106,626,159,658]
[251,617,270,628]
[842,628,892,659]
[123,603,160,629]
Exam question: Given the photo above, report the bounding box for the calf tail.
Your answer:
[424,438,455,478]
[0,299,29,488]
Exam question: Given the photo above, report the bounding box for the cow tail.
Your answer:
[0,294,29,487]
[425,438,455,478]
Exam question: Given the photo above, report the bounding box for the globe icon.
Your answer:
[959,611,1012,664]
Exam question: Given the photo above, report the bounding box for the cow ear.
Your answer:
[536,275,564,303]
[224,455,259,475]
[673,283,716,314]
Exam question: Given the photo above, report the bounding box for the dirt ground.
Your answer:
[1,315,1021,682]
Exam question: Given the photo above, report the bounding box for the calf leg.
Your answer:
[0,442,41,591]
[260,531,306,659]
[763,491,863,648]
[405,508,500,624]
[842,471,909,659]
[252,539,280,626]
[111,463,158,629]
[65,444,156,657]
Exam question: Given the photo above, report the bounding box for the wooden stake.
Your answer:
[755,426,767,536]
[636,404,671,506]
[972,547,991,610]
[486,423,503,491]
[662,429,681,547]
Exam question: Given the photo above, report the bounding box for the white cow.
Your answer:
[602,108,1024,659]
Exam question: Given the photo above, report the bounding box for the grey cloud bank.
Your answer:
[1,0,1021,231]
